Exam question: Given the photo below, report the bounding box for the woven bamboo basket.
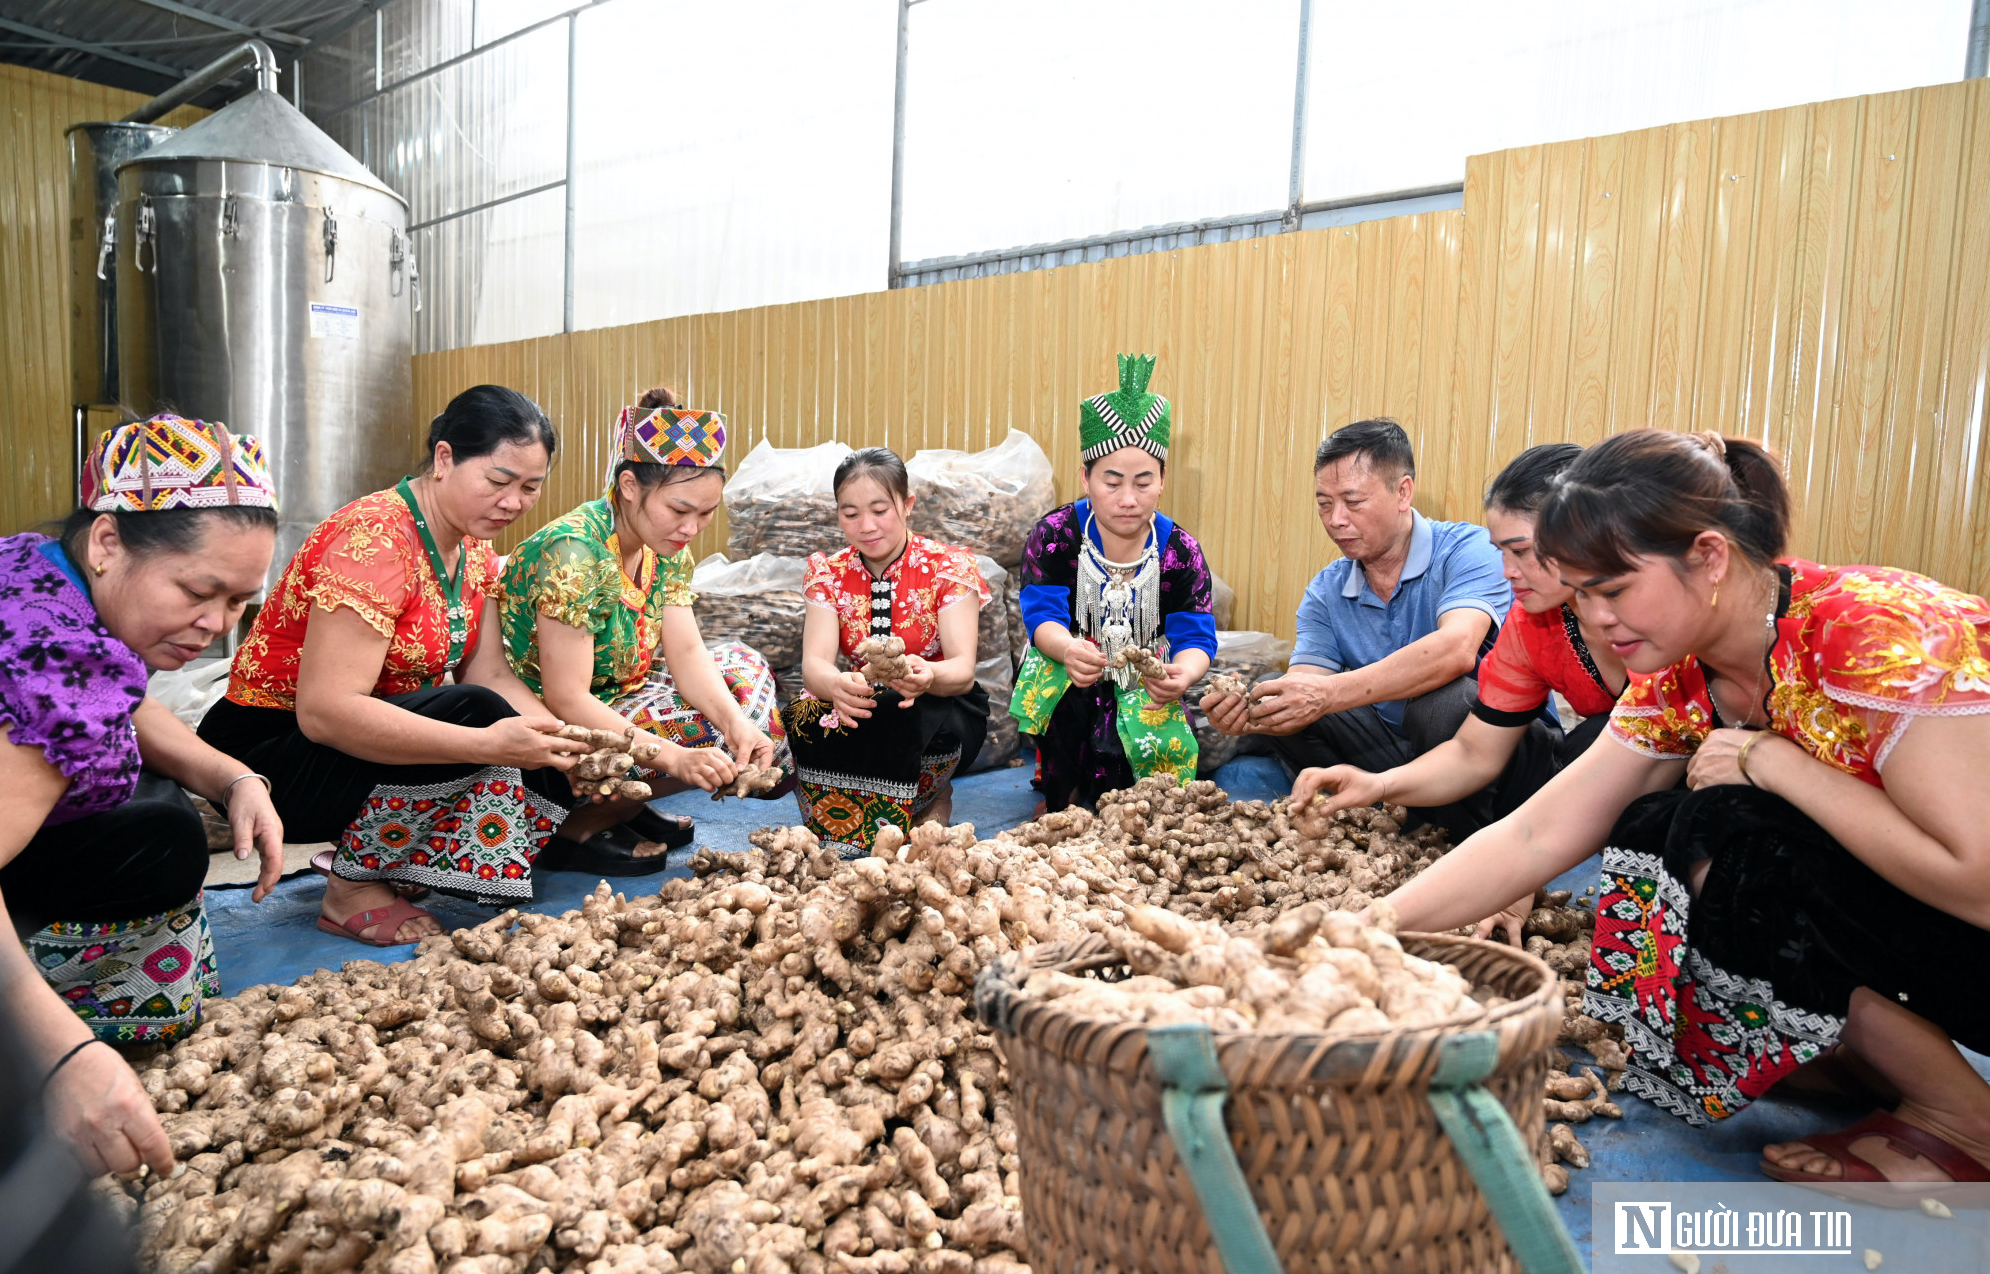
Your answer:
[974,931,1560,1274]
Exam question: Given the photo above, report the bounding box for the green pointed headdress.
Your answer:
[1079,353,1171,464]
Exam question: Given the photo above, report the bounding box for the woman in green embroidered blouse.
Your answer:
[493,387,784,870]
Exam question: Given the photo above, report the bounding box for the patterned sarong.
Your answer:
[27,892,219,1043]
[334,769,565,906]
[610,639,787,756]
[1010,646,1198,784]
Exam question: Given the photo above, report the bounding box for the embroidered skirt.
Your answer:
[781,684,989,857]
[199,685,572,907]
[610,640,788,759]
[2,771,216,1041]
[1586,784,1990,1126]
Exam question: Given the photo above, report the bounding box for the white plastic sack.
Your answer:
[1186,630,1294,774]
[968,648,1020,773]
[147,659,232,730]
[907,429,1056,568]
[723,440,854,561]
[971,554,1011,673]
[691,552,810,669]
[1210,572,1237,631]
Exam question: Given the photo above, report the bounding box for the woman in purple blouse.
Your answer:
[0,416,283,1179]
[1015,355,1216,809]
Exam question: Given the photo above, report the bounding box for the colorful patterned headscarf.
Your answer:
[1079,353,1172,464]
[605,405,727,489]
[82,415,278,513]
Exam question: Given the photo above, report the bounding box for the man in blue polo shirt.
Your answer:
[1204,418,1536,831]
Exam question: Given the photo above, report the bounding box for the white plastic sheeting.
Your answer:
[301,0,1979,354]
[569,0,896,331]
[1301,0,1975,201]
[899,0,1298,263]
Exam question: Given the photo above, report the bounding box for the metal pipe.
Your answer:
[563,12,580,333]
[887,0,913,288]
[1283,0,1313,230]
[121,38,278,122]
[1969,0,1989,78]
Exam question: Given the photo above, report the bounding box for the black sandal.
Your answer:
[623,807,696,849]
[537,821,675,877]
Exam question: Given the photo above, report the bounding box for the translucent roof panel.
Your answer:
[899,0,1301,262]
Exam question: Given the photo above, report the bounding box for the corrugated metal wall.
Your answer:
[415,77,1990,635]
[0,63,205,532]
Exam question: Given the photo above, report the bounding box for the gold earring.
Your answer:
[1709,579,1720,610]
[93,563,105,576]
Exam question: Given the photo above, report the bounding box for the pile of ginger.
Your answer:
[116,777,1604,1274]
[1025,900,1475,1035]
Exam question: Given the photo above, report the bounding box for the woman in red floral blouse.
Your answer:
[783,448,989,856]
[200,387,601,945]
[1385,429,1990,1190]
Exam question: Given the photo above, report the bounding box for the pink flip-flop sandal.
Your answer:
[316,895,438,947]
[310,849,428,901]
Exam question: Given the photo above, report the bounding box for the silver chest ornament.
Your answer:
[1076,513,1161,691]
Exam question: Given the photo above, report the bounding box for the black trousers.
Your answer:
[2,771,209,936]
[198,683,572,845]
[1264,676,1589,838]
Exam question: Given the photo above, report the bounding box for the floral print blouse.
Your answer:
[0,535,147,824]
[227,489,501,711]
[803,534,990,662]
[1609,558,1990,785]
[497,497,696,700]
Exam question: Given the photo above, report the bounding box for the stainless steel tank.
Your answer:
[115,89,416,580]
[67,121,177,410]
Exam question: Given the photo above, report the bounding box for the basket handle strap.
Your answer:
[1427,1031,1585,1274]
[1147,1024,1284,1274]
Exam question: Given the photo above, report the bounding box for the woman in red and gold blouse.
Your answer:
[200,386,596,945]
[1384,429,1990,1189]
[783,448,990,856]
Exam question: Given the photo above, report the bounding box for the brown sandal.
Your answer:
[316,896,438,947]
[1759,1110,1990,1205]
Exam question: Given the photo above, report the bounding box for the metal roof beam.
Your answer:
[122,0,309,46]
[282,0,385,66]
[0,15,183,78]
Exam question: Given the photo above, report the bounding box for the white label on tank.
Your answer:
[309,303,360,339]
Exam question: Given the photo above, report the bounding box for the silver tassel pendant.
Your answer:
[1077,514,1161,691]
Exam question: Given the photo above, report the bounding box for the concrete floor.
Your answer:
[199,753,1978,1268]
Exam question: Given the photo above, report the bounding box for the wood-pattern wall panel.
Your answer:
[0,64,205,533]
[1448,76,1990,597]
[408,220,1466,640]
[408,78,1990,630]
[8,66,1986,626]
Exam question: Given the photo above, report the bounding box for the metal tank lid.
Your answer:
[116,89,405,206]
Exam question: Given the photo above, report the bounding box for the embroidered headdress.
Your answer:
[605,405,728,488]
[82,415,278,513]
[1079,353,1171,464]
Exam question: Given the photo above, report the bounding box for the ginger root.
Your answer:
[857,636,912,685]
[713,766,784,802]
[130,773,1462,1274]
[1106,646,1166,681]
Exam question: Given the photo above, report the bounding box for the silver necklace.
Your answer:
[1076,513,1160,691]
